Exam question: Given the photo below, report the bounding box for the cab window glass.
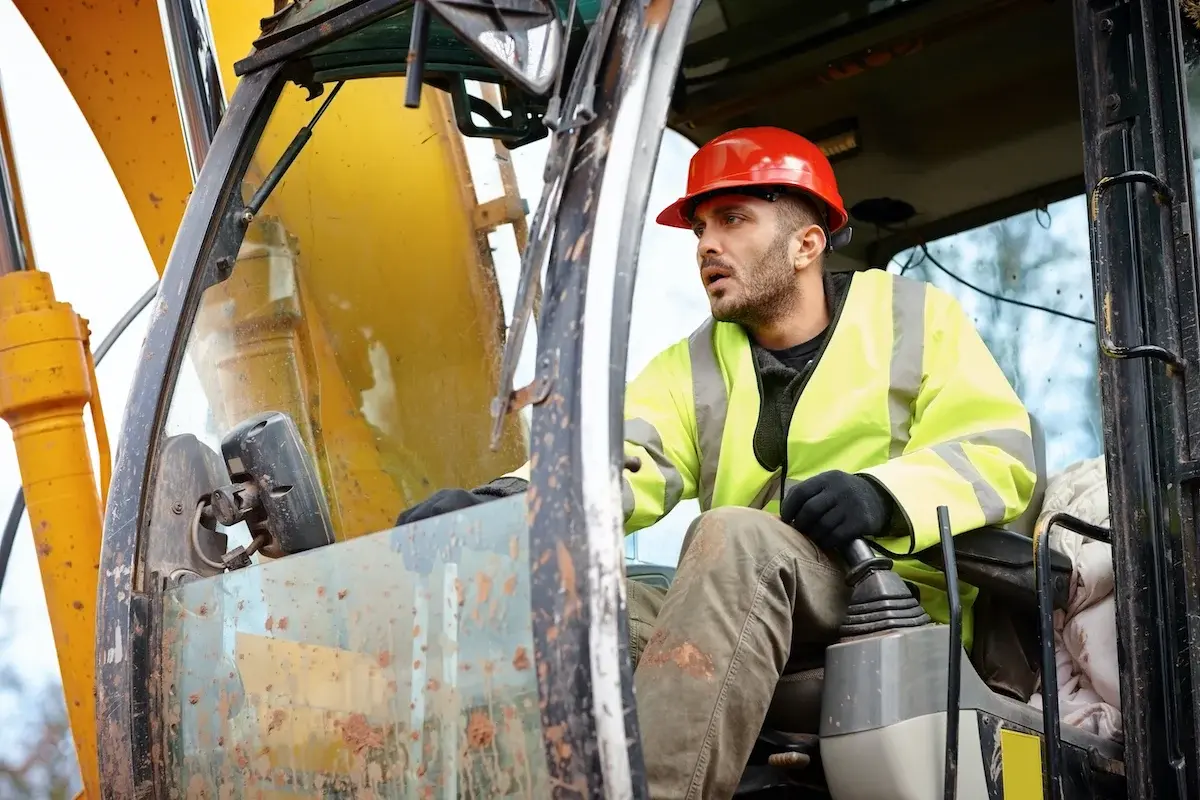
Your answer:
[156,76,550,797]
[890,195,1104,473]
[161,77,530,549]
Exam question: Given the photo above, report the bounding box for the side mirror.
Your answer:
[408,0,564,106]
[208,411,335,566]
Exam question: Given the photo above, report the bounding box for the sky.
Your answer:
[0,0,159,698]
[0,0,1106,777]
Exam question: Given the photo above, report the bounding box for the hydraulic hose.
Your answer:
[0,280,159,598]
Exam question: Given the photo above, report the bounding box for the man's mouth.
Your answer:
[701,264,733,288]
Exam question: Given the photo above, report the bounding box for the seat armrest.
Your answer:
[912,526,1072,612]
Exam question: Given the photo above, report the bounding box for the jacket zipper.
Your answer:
[777,275,853,503]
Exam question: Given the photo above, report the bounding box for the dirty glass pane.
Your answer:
[158,75,530,552]
[890,196,1103,473]
[162,495,546,797]
[1182,21,1200,259]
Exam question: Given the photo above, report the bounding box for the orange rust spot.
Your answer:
[427,678,441,691]
[414,659,422,669]
[266,709,286,734]
[466,710,496,749]
[378,651,393,668]
[503,575,517,596]
[513,646,531,671]
[413,624,421,637]
[188,694,199,705]
[476,572,493,604]
[36,541,51,557]
[645,0,670,24]
[337,713,384,754]
[568,230,591,261]
[338,589,348,600]
[511,642,530,671]
[265,616,274,632]
[317,586,326,597]
[72,600,84,610]
[455,578,465,606]
[277,616,289,630]
[557,541,580,616]
[548,626,559,642]
[510,536,520,559]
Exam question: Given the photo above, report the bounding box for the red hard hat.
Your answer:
[656,127,849,233]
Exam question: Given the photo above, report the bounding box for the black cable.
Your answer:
[919,244,1096,326]
[0,281,159,598]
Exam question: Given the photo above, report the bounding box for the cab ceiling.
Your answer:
[667,0,1085,267]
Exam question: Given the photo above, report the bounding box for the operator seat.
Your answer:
[759,415,1065,737]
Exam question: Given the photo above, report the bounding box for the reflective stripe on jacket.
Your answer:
[620,269,1037,643]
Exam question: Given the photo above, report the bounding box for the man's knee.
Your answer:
[680,506,826,568]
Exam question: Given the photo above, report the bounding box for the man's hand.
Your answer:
[395,488,494,526]
[780,471,893,551]
[395,477,530,527]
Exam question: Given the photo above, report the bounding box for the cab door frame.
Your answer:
[1072,0,1200,795]
[521,0,699,796]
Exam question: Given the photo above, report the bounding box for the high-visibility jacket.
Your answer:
[620,269,1037,646]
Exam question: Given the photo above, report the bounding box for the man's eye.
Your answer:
[692,225,705,237]
[725,215,740,225]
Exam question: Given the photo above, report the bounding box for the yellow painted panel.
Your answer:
[1000,728,1044,799]
[194,3,527,528]
[13,0,193,274]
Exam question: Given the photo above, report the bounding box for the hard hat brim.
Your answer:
[655,179,850,232]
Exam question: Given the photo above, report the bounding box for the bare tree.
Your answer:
[0,611,81,798]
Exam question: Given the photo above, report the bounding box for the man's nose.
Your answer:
[697,228,722,257]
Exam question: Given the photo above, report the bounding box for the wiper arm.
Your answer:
[243,81,344,218]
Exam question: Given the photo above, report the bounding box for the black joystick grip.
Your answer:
[837,537,932,640]
[840,538,893,586]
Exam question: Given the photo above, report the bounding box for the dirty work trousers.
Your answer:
[626,506,850,800]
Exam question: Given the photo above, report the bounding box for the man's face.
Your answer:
[690,194,804,327]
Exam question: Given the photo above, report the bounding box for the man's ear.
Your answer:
[791,224,827,272]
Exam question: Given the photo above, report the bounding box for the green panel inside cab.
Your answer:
[268,0,602,84]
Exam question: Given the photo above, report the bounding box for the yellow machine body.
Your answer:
[3,0,528,794]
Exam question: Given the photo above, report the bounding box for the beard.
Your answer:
[707,228,799,328]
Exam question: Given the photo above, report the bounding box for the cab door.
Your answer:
[1072,1,1200,796]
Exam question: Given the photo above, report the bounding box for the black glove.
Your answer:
[779,471,893,552]
[395,488,490,526]
[394,477,529,527]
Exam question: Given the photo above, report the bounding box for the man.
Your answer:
[398,127,1036,798]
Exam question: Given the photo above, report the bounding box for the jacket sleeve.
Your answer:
[498,341,700,533]
[621,341,701,533]
[860,287,1038,555]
